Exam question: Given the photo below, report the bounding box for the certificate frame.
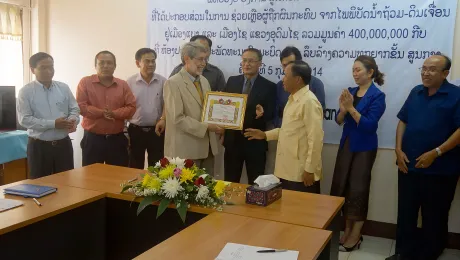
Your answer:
[201,91,248,130]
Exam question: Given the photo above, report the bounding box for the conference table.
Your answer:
[0,164,344,260]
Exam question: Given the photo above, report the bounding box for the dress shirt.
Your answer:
[397,80,460,175]
[17,81,80,141]
[127,73,166,126]
[265,86,324,182]
[170,63,226,91]
[76,75,136,135]
[274,76,325,128]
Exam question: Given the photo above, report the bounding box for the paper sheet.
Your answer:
[215,243,299,260]
[0,199,23,212]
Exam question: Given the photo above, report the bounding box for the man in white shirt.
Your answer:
[126,48,167,169]
[17,52,80,179]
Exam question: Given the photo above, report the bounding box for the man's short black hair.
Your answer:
[135,48,157,61]
[243,48,263,61]
[29,52,53,68]
[288,60,312,85]
[190,35,212,48]
[95,50,116,66]
[280,46,302,62]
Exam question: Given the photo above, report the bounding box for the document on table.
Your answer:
[215,243,299,260]
[0,199,23,212]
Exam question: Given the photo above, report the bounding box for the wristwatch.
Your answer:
[159,116,165,121]
[435,147,442,157]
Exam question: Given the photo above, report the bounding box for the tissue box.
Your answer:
[245,182,282,206]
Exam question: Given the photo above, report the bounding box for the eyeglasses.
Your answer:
[193,57,208,64]
[419,67,445,73]
[241,59,260,64]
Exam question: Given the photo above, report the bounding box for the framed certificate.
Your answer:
[201,91,247,130]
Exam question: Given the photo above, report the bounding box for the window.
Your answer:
[0,0,30,97]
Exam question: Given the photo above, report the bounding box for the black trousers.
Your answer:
[127,124,164,169]
[224,133,266,185]
[395,171,458,260]
[27,136,74,179]
[281,178,321,194]
[81,131,129,167]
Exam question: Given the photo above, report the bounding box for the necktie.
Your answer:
[243,79,252,95]
[193,79,204,103]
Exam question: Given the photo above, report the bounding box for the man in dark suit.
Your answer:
[223,48,276,184]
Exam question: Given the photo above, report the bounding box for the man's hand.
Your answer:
[55,117,74,129]
[255,104,264,119]
[396,148,410,173]
[243,128,266,140]
[208,124,224,135]
[67,118,77,133]
[104,108,115,121]
[219,134,225,145]
[155,119,165,136]
[415,150,437,169]
[302,171,315,187]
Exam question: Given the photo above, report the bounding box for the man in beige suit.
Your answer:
[163,42,223,175]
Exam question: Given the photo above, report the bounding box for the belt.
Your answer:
[28,136,70,146]
[86,131,125,139]
[129,124,156,132]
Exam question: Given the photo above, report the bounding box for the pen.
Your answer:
[127,177,138,183]
[257,249,287,253]
[33,198,42,206]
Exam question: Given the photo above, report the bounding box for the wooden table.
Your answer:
[135,212,332,260]
[0,179,106,259]
[38,163,343,260]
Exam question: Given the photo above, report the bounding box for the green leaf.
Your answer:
[147,166,155,173]
[137,195,160,216]
[156,198,171,219]
[186,184,194,192]
[176,200,188,223]
[121,185,132,193]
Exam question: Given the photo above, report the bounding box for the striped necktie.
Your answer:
[193,79,204,103]
[243,79,252,95]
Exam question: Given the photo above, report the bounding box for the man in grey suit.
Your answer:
[163,42,224,175]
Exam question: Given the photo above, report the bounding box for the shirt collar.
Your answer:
[244,75,258,86]
[291,85,309,102]
[136,72,158,85]
[418,79,450,95]
[184,70,200,82]
[91,74,117,86]
[35,80,54,90]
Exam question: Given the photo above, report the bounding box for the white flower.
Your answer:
[161,177,184,199]
[196,186,210,200]
[199,174,209,179]
[169,157,185,169]
[155,161,161,168]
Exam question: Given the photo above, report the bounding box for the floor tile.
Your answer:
[390,240,395,256]
[348,251,387,260]
[339,251,351,260]
[358,235,393,256]
[439,249,460,260]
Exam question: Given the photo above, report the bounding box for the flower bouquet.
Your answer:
[120,157,228,222]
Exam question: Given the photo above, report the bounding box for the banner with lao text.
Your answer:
[147,0,457,148]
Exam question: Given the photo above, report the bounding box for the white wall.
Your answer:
[44,0,460,232]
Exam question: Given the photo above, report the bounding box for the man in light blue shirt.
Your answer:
[17,52,80,179]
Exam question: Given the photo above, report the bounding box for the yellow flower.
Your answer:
[146,176,161,191]
[159,165,175,179]
[214,180,226,197]
[142,174,151,187]
[180,168,196,183]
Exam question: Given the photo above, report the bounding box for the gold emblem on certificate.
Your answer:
[201,91,248,130]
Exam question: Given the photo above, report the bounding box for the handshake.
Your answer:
[55,117,77,133]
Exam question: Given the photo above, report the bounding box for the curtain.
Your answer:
[0,3,22,41]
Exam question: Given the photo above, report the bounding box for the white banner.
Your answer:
[147,0,457,148]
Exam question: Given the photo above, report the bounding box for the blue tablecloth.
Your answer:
[0,130,28,164]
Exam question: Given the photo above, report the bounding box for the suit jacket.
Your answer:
[163,68,219,160]
[223,74,276,149]
[335,83,386,152]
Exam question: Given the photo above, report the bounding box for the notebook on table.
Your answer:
[0,199,23,212]
[3,184,57,198]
